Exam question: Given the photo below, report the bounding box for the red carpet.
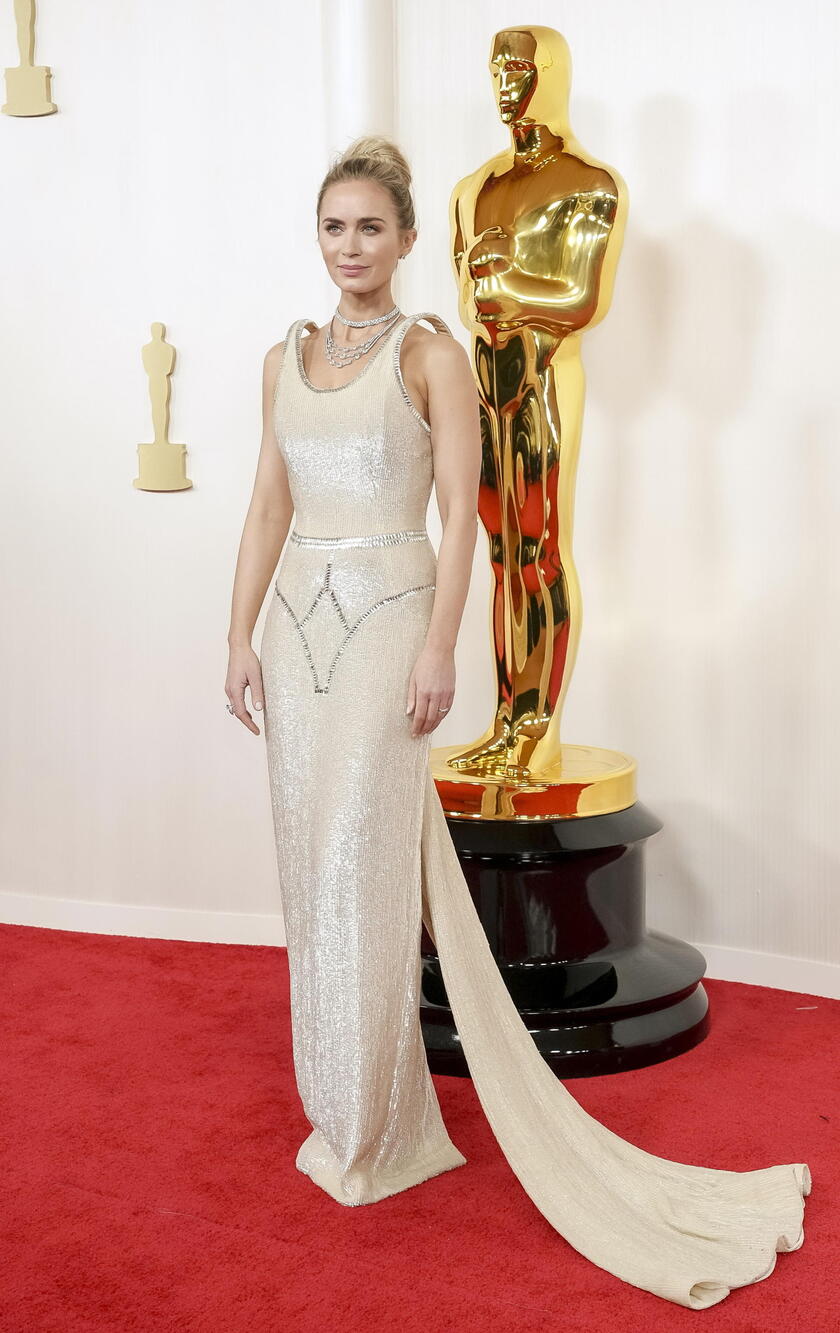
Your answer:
[0,922,834,1332]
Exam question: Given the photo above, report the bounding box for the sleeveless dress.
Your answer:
[258,312,811,1311]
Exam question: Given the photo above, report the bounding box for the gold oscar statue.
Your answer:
[133,323,193,493]
[421,26,706,1081]
[2,0,56,117]
[432,25,630,820]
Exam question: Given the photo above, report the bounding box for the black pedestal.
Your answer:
[420,801,709,1078]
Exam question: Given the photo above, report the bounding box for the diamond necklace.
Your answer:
[324,306,402,367]
[334,304,400,328]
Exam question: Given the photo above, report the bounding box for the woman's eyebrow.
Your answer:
[321,216,386,224]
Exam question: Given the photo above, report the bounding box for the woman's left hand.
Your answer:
[406,642,455,737]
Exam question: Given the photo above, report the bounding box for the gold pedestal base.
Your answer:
[133,443,192,493]
[2,66,56,117]
[431,743,637,821]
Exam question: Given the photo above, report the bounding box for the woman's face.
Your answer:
[317,180,415,295]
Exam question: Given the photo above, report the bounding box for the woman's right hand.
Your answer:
[225,643,265,735]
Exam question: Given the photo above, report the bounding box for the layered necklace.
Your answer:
[324,303,402,368]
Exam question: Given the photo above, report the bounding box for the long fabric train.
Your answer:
[260,309,811,1314]
[418,765,811,1310]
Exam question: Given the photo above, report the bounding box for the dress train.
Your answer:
[418,765,811,1310]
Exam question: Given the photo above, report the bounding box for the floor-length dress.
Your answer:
[259,311,811,1311]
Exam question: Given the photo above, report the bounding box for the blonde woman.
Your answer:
[225,136,810,1310]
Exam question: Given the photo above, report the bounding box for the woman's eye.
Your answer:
[325,224,378,233]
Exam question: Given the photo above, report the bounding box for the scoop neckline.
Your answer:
[295,315,406,394]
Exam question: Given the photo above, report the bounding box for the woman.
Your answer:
[225,136,810,1310]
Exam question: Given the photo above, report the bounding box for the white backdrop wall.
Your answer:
[1,1,837,997]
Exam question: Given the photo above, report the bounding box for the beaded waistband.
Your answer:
[289,528,428,549]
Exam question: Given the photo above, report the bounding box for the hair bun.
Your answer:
[339,135,412,188]
[318,135,416,232]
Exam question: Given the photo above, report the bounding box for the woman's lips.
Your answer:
[339,265,366,273]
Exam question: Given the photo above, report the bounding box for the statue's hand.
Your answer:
[465,227,522,321]
[467,226,513,277]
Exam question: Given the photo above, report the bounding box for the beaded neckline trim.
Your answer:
[295,317,403,394]
[291,311,452,433]
[392,318,433,434]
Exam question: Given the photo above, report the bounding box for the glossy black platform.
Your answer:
[420,801,709,1078]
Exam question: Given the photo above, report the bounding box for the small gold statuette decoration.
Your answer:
[133,323,193,493]
[434,25,630,820]
[2,0,56,117]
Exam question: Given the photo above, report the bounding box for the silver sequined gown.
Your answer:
[259,312,811,1311]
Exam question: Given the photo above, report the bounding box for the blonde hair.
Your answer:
[316,134,416,232]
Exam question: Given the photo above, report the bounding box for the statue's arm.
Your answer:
[502,191,620,326]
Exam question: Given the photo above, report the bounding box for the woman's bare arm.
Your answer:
[405,332,482,737]
[225,341,294,734]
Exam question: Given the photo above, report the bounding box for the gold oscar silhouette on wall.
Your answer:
[2,0,56,116]
[133,323,193,493]
[432,25,630,820]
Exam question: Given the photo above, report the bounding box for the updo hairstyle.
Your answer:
[316,135,416,232]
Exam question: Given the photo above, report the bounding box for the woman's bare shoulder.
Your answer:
[401,318,469,373]
[401,315,460,349]
[264,336,290,373]
[261,343,281,389]
[264,315,312,366]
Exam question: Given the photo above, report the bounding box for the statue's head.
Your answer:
[489,26,571,130]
